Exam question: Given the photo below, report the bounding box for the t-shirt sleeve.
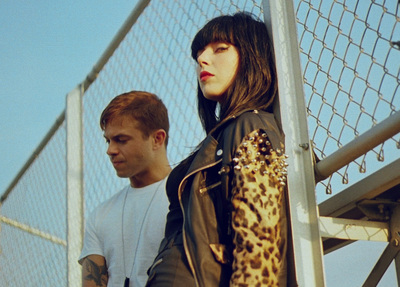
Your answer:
[78,208,105,264]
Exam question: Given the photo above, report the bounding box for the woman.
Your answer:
[146,12,288,287]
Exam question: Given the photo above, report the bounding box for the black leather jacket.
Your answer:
[178,110,287,287]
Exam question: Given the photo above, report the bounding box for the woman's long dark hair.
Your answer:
[191,12,278,134]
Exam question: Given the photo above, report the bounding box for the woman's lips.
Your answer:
[200,71,214,82]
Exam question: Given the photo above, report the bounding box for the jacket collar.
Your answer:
[185,134,220,176]
[185,109,263,176]
[210,108,261,138]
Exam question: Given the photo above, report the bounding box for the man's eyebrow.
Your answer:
[103,133,131,140]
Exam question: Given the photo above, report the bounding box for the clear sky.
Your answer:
[0,1,397,286]
[0,1,135,193]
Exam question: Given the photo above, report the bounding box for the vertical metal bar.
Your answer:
[263,0,326,286]
[393,206,400,286]
[66,85,84,286]
[396,252,400,286]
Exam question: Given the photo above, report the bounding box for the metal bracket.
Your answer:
[357,199,398,221]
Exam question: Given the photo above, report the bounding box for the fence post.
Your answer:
[66,85,84,286]
[263,0,326,286]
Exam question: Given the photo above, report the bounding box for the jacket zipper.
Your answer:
[199,181,221,195]
[178,158,222,287]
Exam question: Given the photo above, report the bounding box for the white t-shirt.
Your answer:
[79,177,169,287]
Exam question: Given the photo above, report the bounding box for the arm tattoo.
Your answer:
[83,257,108,286]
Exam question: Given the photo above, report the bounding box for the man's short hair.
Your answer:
[100,91,169,146]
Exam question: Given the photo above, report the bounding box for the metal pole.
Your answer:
[66,85,84,286]
[315,110,400,181]
[263,0,326,286]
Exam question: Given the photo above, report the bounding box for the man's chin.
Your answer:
[115,171,129,178]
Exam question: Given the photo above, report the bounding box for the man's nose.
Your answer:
[106,142,118,155]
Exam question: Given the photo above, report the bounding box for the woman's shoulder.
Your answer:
[226,110,278,133]
[220,110,284,150]
[237,109,275,121]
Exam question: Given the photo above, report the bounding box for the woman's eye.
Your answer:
[215,46,228,52]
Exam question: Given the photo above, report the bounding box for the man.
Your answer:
[79,91,171,287]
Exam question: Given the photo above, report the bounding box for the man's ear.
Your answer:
[152,129,167,149]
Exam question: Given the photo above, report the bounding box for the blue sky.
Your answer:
[0,1,135,193]
[0,1,397,286]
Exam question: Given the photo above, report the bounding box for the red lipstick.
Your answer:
[200,71,213,81]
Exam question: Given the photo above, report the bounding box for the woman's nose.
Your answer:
[197,49,210,67]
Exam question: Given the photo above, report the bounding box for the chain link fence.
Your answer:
[297,0,400,198]
[1,0,399,286]
[0,122,67,285]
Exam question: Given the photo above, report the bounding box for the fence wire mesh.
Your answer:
[0,0,399,286]
[82,0,265,212]
[296,0,400,196]
[0,121,67,285]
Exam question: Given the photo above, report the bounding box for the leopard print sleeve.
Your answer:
[230,129,288,287]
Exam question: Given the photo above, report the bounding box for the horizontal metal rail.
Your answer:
[0,215,66,246]
[319,216,389,242]
[315,110,400,181]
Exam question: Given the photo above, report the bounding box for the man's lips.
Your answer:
[200,71,214,81]
[112,160,123,167]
